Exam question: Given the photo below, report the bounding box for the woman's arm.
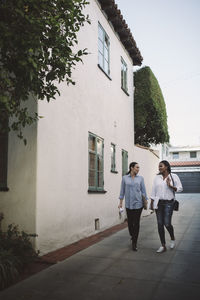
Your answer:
[167,174,183,193]
[118,176,125,208]
[173,174,183,193]
[150,176,158,210]
[141,177,148,199]
[166,176,177,191]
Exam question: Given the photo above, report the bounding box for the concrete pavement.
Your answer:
[1,193,200,300]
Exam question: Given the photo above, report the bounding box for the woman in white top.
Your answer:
[150,160,183,253]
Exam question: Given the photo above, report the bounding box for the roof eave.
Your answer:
[97,0,143,66]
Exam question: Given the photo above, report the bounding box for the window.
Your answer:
[98,23,110,76]
[172,152,179,159]
[88,133,104,191]
[111,143,117,172]
[121,57,128,93]
[0,119,9,191]
[190,151,197,158]
[122,149,128,176]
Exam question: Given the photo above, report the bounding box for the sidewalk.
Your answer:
[1,193,200,300]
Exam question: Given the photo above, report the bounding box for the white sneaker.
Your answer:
[170,240,175,249]
[156,246,166,253]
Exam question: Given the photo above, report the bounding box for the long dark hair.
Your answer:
[159,160,171,174]
[127,162,138,175]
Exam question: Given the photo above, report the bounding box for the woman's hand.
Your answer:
[166,176,171,187]
[118,199,123,209]
[150,199,154,211]
[166,176,177,191]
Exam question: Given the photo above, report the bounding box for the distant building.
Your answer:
[162,145,200,193]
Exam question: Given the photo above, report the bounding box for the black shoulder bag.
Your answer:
[170,174,179,211]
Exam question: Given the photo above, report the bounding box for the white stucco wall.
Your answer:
[0,0,159,255]
[35,0,137,254]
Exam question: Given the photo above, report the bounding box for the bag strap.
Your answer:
[170,173,175,198]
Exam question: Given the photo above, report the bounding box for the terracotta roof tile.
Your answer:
[170,161,200,167]
[97,0,143,65]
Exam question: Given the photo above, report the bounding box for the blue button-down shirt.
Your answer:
[119,174,148,209]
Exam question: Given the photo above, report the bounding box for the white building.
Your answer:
[0,0,159,254]
[167,146,200,162]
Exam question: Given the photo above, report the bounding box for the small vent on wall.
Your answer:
[95,218,100,230]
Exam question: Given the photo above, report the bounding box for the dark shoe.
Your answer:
[132,241,138,251]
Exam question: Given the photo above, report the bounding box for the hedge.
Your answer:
[134,66,169,147]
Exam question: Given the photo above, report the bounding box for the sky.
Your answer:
[115,0,200,147]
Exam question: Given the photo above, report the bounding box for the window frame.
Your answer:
[172,152,179,159]
[190,151,197,158]
[121,57,128,94]
[122,149,128,176]
[111,143,117,173]
[98,22,110,77]
[88,132,105,192]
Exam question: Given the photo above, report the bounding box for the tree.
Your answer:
[0,0,90,142]
[134,66,169,147]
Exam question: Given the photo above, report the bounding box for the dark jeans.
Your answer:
[155,200,175,245]
[126,207,143,245]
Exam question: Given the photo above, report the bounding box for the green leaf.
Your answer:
[0,0,91,143]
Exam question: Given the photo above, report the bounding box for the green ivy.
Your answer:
[134,66,169,147]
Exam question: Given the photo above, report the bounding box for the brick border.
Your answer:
[16,221,127,284]
[41,221,127,263]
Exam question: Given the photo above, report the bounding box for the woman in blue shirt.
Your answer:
[118,162,148,251]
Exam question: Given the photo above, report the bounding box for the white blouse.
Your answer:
[151,173,183,209]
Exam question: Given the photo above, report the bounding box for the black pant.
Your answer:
[126,207,143,245]
[155,200,174,245]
